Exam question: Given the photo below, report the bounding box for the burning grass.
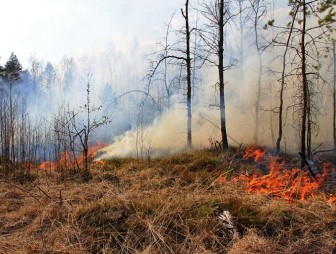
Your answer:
[220,147,336,205]
[0,148,335,253]
[38,142,108,172]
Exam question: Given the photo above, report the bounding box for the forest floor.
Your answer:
[0,148,336,254]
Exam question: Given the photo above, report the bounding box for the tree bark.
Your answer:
[276,5,298,154]
[333,40,336,150]
[183,0,192,149]
[239,0,244,78]
[254,52,262,144]
[300,0,308,168]
[219,0,229,150]
[9,83,16,178]
[252,0,263,145]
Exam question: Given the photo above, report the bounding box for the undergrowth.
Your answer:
[0,150,335,253]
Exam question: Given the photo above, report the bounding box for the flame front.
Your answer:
[243,146,266,162]
[221,147,336,205]
[233,158,327,201]
[38,142,107,171]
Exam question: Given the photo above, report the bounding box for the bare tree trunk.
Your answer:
[84,80,91,173]
[276,6,297,154]
[219,0,229,150]
[300,0,308,168]
[163,17,173,110]
[0,94,4,176]
[4,101,10,177]
[9,83,16,178]
[182,0,192,149]
[333,40,336,150]
[254,51,262,144]
[239,0,244,78]
[252,0,263,145]
[307,87,312,160]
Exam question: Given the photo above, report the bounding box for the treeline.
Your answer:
[0,54,115,180]
[0,50,159,180]
[143,0,336,168]
[0,0,336,181]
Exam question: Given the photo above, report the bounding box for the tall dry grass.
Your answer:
[0,150,335,253]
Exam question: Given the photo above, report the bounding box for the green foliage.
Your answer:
[318,7,336,25]
[317,0,336,13]
[4,52,22,81]
[264,19,274,30]
[268,19,274,27]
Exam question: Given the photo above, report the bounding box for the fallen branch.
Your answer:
[32,183,52,200]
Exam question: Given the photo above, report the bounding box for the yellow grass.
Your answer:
[0,150,335,253]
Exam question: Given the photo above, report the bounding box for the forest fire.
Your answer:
[220,147,336,205]
[38,142,107,171]
[243,146,266,162]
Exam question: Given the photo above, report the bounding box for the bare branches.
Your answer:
[270,0,336,163]
[50,72,110,178]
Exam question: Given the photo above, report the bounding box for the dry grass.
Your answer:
[0,150,335,253]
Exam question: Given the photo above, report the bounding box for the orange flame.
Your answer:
[232,158,329,202]
[219,147,336,205]
[38,142,108,171]
[327,194,336,205]
[243,146,266,162]
[38,161,56,170]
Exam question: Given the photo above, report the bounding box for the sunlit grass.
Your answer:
[0,149,335,253]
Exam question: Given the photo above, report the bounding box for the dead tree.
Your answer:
[68,73,109,178]
[50,73,109,180]
[235,0,251,78]
[183,0,193,149]
[268,4,299,154]
[248,0,268,144]
[147,0,194,149]
[333,40,336,150]
[271,0,335,167]
[198,0,238,151]
[1,53,22,178]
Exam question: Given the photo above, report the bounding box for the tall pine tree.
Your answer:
[4,52,22,81]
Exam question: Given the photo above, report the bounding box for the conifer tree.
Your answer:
[4,52,22,81]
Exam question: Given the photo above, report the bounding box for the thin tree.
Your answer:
[218,0,229,150]
[69,73,109,179]
[268,4,300,154]
[248,0,268,144]
[272,0,335,167]
[198,0,238,150]
[3,53,22,178]
[333,40,336,150]
[235,0,251,78]
[146,13,177,112]
[147,0,194,149]
[182,0,193,149]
